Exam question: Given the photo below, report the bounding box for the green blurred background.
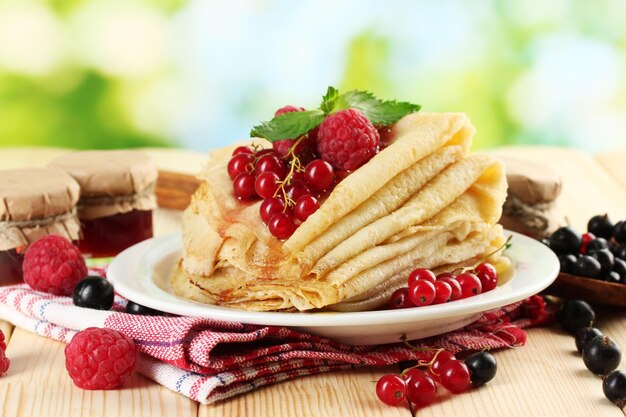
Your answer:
[1,0,625,152]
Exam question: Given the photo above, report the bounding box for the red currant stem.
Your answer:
[453,234,513,275]
[274,136,306,207]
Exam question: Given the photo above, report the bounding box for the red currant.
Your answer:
[408,268,436,286]
[375,374,406,406]
[428,350,455,381]
[233,172,257,200]
[406,374,437,408]
[475,262,498,292]
[437,272,455,280]
[408,280,436,307]
[294,195,319,222]
[256,148,277,157]
[580,232,596,254]
[285,180,311,202]
[227,154,254,180]
[255,172,281,199]
[403,367,426,383]
[268,212,297,240]
[439,277,462,301]
[456,272,482,299]
[388,288,414,309]
[259,197,286,224]
[433,280,452,304]
[232,146,254,156]
[255,154,286,177]
[304,159,334,191]
[439,360,471,394]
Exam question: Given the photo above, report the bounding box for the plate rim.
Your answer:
[108,230,559,328]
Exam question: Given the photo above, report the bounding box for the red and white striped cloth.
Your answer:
[0,274,555,404]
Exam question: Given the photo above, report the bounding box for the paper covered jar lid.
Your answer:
[0,167,81,251]
[49,150,158,219]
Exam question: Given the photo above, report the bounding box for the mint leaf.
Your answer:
[320,86,339,114]
[250,110,325,142]
[339,90,421,125]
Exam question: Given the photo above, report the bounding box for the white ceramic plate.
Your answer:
[108,231,558,345]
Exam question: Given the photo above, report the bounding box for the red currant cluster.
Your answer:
[376,349,497,408]
[227,140,336,240]
[388,263,498,309]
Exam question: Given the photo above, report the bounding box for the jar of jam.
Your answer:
[0,168,81,284]
[50,150,158,258]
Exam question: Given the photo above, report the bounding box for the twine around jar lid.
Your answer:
[49,150,158,220]
[0,167,81,251]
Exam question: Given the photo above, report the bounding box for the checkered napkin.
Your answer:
[0,273,555,404]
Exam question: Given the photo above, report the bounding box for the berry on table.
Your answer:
[375,374,407,406]
[0,330,9,376]
[406,374,437,408]
[603,370,626,409]
[316,108,380,171]
[588,214,614,239]
[559,299,596,334]
[582,336,621,376]
[575,327,603,354]
[73,276,115,311]
[65,327,137,390]
[403,367,426,383]
[23,235,87,296]
[126,301,162,316]
[464,351,497,386]
[549,227,582,255]
[408,280,436,307]
[456,273,482,299]
[439,359,472,393]
[428,350,456,381]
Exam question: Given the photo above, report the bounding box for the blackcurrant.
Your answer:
[464,351,497,386]
[605,271,621,284]
[73,276,114,310]
[574,255,601,278]
[558,254,577,274]
[575,327,603,354]
[549,227,582,255]
[541,238,551,248]
[603,370,626,409]
[588,214,614,239]
[559,299,595,334]
[590,249,615,277]
[126,301,162,316]
[587,238,609,253]
[614,258,626,283]
[614,221,626,244]
[614,245,626,261]
[582,336,622,375]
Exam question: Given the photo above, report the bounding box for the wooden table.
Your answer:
[1,146,626,417]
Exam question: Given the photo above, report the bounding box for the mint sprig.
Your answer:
[250,86,420,142]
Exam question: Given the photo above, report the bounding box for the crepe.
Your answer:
[173,112,508,312]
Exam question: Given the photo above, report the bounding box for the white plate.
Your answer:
[108,231,558,345]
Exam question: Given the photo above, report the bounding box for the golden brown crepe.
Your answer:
[173,112,508,312]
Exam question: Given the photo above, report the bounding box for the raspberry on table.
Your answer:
[316,108,380,171]
[0,330,9,376]
[22,235,87,296]
[65,327,137,390]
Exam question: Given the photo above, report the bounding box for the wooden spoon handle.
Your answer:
[155,171,201,211]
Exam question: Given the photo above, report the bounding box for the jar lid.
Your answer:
[502,156,562,204]
[49,150,158,197]
[0,167,80,221]
[49,150,158,219]
[0,167,81,250]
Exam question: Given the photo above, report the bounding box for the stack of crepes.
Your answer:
[172,112,509,312]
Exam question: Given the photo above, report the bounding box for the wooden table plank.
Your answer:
[199,367,412,417]
[596,150,626,192]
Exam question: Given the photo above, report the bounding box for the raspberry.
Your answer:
[317,108,380,171]
[0,330,9,376]
[65,327,137,390]
[272,106,313,159]
[274,105,305,117]
[23,235,87,296]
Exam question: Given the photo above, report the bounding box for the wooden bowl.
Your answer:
[543,272,626,307]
